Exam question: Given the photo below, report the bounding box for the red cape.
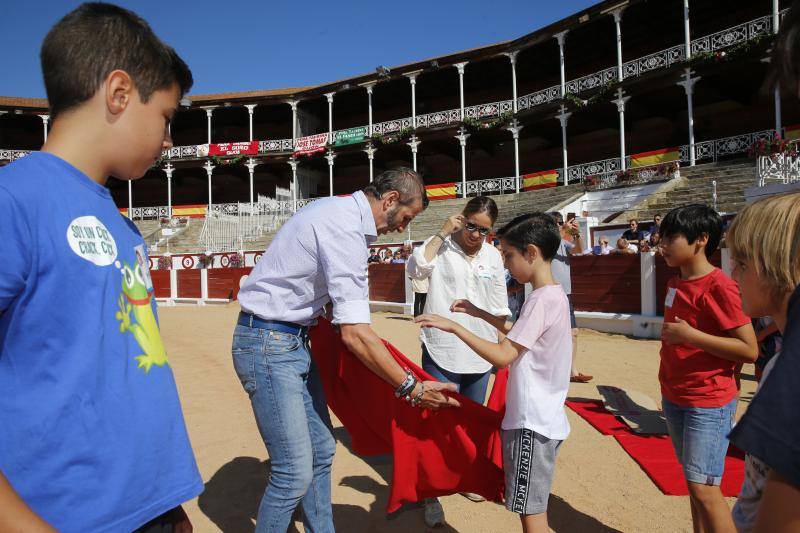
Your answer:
[309,319,508,512]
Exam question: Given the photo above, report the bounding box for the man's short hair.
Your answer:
[41,3,193,119]
[660,204,723,257]
[363,167,428,209]
[497,213,560,260]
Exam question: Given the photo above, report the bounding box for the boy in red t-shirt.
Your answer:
[658,204,757,532]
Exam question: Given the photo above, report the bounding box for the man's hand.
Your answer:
[662,316,696,346]
[415,313,458,333]
[450,299,479,316]
[441,214,465,236]
[416,381,461,410]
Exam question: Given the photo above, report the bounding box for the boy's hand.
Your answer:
[662,316,696,345]
[450,299,479,316]
[415,314,458,333]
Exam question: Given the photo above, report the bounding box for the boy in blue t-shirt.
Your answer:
[0,4,202,532]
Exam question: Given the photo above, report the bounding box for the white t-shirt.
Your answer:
[407,236,510,374]
[504,284,572,439]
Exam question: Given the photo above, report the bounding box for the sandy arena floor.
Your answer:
[159,304,757,533]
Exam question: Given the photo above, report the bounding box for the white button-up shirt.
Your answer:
[238,191,376,326]
[407,236,511,374]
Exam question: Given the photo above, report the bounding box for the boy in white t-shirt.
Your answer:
[416,212,572,533]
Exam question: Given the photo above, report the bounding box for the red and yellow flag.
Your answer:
[784,124,800,141]
[425,182,457,200]
[630,147,680,168]
[522,170,558,191]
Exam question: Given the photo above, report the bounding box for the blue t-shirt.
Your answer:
[729,284,800,488]
[0,153,203,532]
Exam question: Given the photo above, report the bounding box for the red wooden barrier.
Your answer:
[570,255,642,314]
[176,269,201,299]
[208,268,251,300]
[150,270,171,298]
[368,263,406,303]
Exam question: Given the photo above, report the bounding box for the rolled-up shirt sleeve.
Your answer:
[406,236,438,280]
[316,227,371,324]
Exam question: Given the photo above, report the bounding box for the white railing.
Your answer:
[416,108,461,129]
[622,44,685,79]
[456,176,519,197]
[199,200,296,252]
[129,206,172,220]
[757,154,800,186]
[0,149,31,161]
[516,85,561,111]
[565,157,624,185]
[464,100,514,120]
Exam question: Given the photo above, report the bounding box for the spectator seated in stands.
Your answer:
[368,249,381,264]
[622,219,645,244]
[649,214,662,244]
[611,237,637,255]
[650,232,661,248]
[390,251,406,264]
[583,236,611,255]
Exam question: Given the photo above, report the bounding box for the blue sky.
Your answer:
[1,0,598,98]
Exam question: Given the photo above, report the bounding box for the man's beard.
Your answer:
[385,206,401,232]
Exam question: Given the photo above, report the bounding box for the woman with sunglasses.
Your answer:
[407,196,510,526]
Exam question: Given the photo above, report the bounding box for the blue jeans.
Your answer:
[662,396,737,486]
[421,345,491,405]
[232,322,336,533]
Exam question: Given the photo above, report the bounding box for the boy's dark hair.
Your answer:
[768,0,800,93]
[497,213,560,260]
[41,3,193,119]
[660,204,723,257]
[463,196,498,224]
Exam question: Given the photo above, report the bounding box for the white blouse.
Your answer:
[406,236,511,374]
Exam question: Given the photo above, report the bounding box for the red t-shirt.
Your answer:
[659,268,750,408]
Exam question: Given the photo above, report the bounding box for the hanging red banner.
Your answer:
[294,133,329,156]
[205,141,259,156]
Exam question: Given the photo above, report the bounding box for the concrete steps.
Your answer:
[630,159,756,219]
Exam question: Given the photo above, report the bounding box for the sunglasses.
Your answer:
[465,221,491,236]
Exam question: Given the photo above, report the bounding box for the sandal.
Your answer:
[570,373,593,383]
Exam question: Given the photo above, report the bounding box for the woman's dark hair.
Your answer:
[363,167,429,208]
[462,196,499,225]
[496,212,560,260]
[768,0,800,93]
[660,204,723,257]
[41,3,193,119]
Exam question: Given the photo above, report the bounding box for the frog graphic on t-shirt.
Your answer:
[115,261,169,373]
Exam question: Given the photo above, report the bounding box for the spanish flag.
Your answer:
[522,170,558,191]
[171,204,207,218]
[630,147,680,168]
[784,124,800,141]
[425,182,457,201]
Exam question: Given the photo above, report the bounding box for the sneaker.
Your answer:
[424,498,445,528]
[460,492,485,502]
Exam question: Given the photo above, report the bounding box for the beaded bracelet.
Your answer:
[394,371,416,398]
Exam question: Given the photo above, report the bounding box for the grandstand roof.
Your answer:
[1,0,640,110]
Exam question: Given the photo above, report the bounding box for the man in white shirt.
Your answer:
[233,168,458,533]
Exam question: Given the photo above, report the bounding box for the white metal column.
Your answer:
[456,127,470,198]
